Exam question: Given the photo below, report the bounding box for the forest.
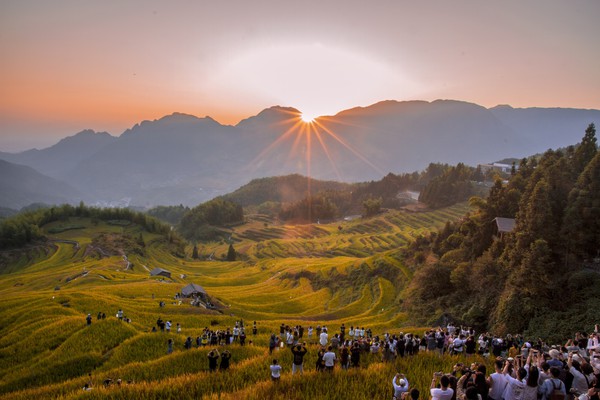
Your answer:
[404,123,599,340]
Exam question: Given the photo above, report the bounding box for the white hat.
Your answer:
[399,379,406,386]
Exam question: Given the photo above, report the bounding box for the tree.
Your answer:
[226,244,236,261]
[562,152,600,261]
[572,123,597,176]
[362,197,382,217]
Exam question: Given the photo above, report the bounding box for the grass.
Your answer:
[0,203,472,399]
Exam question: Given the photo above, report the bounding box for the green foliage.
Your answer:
[562,151,600,260]
[418,163,478,208]
[178,198,243,241]
[146,204,190,225]
[0,203,173,249]
[405,124,600,337]
[362,197,382,217]
[220,174,354,207]
[278,194,339,222]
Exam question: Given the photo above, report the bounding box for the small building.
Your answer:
[181,283,209,303]
[494,217,516,238]
[478,163,516,175]
[150,267,172,279]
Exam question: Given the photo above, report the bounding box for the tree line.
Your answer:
[0,202,173,249]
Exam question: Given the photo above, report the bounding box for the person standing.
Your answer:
[291,343,308,375]
[86,314,92,326]
[488,359,508,400]
[220,350,231,371]
[430,373,454,400]
[393,373,409,399]
[340,345,350,370]
[323,346,336,372]
[320,328,329,347]
[207,349,220,372]
[540,367,566,400]
[167,338,173,354]
[270,359,282,382]
[269,334,279,354]
[350,342,361,368]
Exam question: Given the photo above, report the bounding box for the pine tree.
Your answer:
[226,244,236,261]
[572,123,597,176]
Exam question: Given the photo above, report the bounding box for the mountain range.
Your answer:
[1,99,598,209]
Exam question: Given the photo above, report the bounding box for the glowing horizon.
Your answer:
[1,1,599,152]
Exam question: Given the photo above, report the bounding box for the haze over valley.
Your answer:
[1,100,598,210]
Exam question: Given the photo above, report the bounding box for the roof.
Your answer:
[494,217,516,233]
[181,283,207,296]
[150,267,171,276]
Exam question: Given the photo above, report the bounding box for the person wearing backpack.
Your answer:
[541,366,567,400]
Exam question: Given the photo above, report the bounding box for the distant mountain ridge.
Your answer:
[0,99,598,209]
[0,159,82,209]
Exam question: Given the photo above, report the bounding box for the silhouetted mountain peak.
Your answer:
[236,106,301,129]
[53,129,114,147]
[121,113,222,137]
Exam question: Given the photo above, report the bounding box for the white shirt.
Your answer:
[430,387,454,400]
[392,377,409,398]
[489,372,508,400]
[503,374,525,400]
[270,364,281,378]
[323,351,336,367]
[319,332,329,346]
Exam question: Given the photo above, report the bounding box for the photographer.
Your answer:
[568,351,596,398]
[431,371,454,400]
[502,355,527,399]
[392,373,409,399]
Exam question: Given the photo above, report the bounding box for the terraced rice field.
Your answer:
[0,203,472,399]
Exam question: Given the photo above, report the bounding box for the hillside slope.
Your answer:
[0,203,469,398]
[0,159,83,209]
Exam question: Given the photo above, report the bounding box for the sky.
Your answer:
[1,0,599,152]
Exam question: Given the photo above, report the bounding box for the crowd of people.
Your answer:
[263,322,600,400]
[83,310,599,399]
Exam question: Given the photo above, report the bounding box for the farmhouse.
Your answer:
[181,283,210,305]
[150,267,172,279]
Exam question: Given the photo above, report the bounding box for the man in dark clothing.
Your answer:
[350,342,361,368]
[220,350,231,371]
[86,314,92,326]
[291,343,308,375]
[207,349,220,372]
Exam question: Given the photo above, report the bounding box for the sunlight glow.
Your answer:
[300,113,315,123]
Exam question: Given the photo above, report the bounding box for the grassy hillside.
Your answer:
[0,203,472,399]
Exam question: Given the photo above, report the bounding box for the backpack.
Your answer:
[549,379,565,400]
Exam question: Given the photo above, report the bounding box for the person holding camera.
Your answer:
[431,372,454,400]
[568,351,596,398]
[393,373,409,399]
[502,356,527,399]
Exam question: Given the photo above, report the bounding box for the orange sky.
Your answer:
[1,0,599,151]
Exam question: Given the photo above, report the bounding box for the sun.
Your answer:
[300,113,316,123]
